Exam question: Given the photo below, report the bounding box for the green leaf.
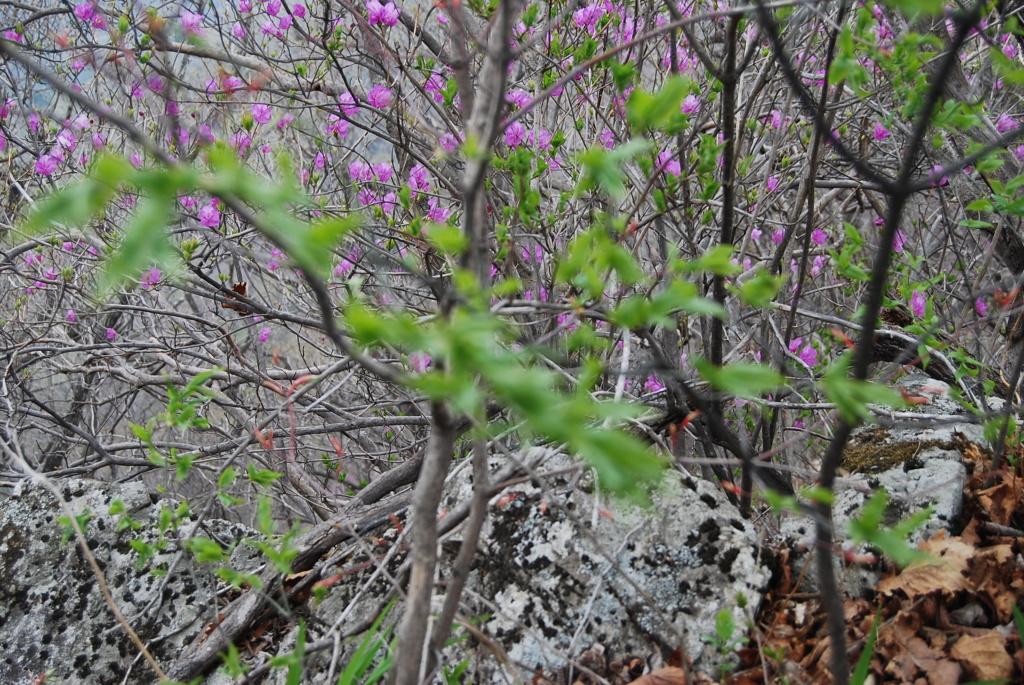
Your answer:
[218,466,238,490]
[21,155,133,236]
[695,359,784,399]
[577,138,652,202]
[626,76,690,130]
[572,428,664,501]
[821,353,906,422]
[734,269,783,307]
[97,194,179,297]
[847,491,931,568]
[187,537,226,563]
[851,611,881,685]
[247,464,283,487]
[426,223,468,256]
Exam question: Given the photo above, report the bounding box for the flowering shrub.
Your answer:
[2,0,1023,682]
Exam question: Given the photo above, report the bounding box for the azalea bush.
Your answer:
[1,0,1023,682]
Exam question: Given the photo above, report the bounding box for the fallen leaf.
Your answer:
[950,631,1013,681]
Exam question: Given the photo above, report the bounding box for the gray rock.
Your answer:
[290,448,770,683]
[780,372,980,597]
[0,477,260,684]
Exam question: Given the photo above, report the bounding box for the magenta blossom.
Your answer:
[811,228,826,245]
[258,327,271,343]
[140,267,161,290]
[766,176,779,192]
[910,291,926,317]
[996,113,1018,133]
[643,376,665,393]
[252,103,272,124]
[337,92,359,117]
[873,121,890,141]
[367,85,392,108]
[409,351,431,372]
[504,121,527,147]
[366,0,400,26]
[35,155,58,175]
[976,297,988,317]
[799,345,818,367]
[892,229,907,253]
[199,204,221,227]
[680,94,700,114]
[106,327,118,340]
[181,11,205,37]
[66,309,77,323]
[74,2,94,21]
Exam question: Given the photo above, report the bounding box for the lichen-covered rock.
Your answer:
[0,477,260,684]
[436,450,769,681]
[780,372,983,597]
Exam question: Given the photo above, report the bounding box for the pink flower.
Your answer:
[892,229,907,253]
[811,228,826,245]
[140,267,161,290]
[771,229,785,244]
[56,129,78,151]
[74,2,94,21]
[366,162,390,182]
[928,165,948,187]
[408,163,430,196]
[657,150,681,176]
[426,198,452,222]
[768,110,782,129]
[573,3,605,33]
[106,327,118,340]
[976,297,988,317]
[504,121,527,147]
[788,337,803,353]
[910,291,926,317]
[766,176,779,192]
[337,92,359,117]
[424,73,446,103]
[811,255,826,276]
[258,327,271,343]
[232,23,246,38]
[599,128,615,148]
[252,103,272,124]
[199,204,221,227]
[409,351,431,372]
[349,161,373,182]
[873,121,890,141]
[181,11,205,37]
[799,345,818,367]
[367,85,392,108]
[680,94,700,114]
[325,115,349,138]
[751,227,762,240]
[643,376,665,393]
[35,155,58,175]
[130,154,143,169]
[66,309,77,323]
[294,5,307,18]
[266,0,282,16]
[996,113,1018,133]
[314,152,326,170]
[439,132,459,152]
[366,0,400,26]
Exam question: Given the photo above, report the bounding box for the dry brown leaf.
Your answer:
[625,666,687,685]
[924,660,962,685]
[876,533,972,598]
[977,474,1024,526]
[950,632,1013,681]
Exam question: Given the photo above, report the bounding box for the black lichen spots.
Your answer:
[681,477,698,492]
[718,547,740,577]
[729,518,745,532]
[699,493,719,509]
